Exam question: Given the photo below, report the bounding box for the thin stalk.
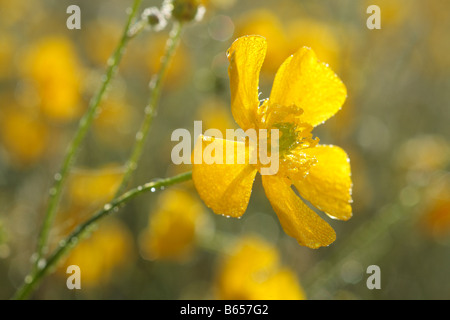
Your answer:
[12,171,193,300]
[115,21,185,196]
[33,0,143,272]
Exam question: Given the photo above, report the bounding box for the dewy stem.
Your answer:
[33,0,143,273]
[115,21,185,196]
[12,171,193,300]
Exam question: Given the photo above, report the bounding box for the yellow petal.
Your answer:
[262,174,336,248]
[269,46,347,127]
[227,35,267,130]
[192,135,258,218]
[293,145,353,221]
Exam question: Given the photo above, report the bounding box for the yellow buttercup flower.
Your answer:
[215,236,305,300]
[234,10,341,74]
[420,174,450,239]
[21,36,83,122]
[197,97,236,135]
[139,189,208,261]
[234,10,290,74]
[0,107,49,166]
[287,19,341,72]
[192,36,352,248]
[61,218,134,287]
[68,164,125,208]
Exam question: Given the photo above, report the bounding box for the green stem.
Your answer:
[12,171,193,300]
[33,0,143,272]
[115,21,185,196]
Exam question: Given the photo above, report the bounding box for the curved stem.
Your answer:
[12,171,193,300]
[33,0,143,272]
[115,21,185,196]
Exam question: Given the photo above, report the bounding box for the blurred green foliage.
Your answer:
[0,0,449,299]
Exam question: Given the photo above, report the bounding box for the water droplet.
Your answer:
[37,259,47,270]
[59,240,67,247]
[136,132,144,141]
[137,186,143,191]
[150,187,156,192]
[54,173,62,181]
[127,162,137,170]
[104,204,113,211]
[30,253,38,263]
[24,275,33,284]
[49,188,57,196]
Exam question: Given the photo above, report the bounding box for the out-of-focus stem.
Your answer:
[115,21,185,196]
[12,171,193,300]
[33,0,143,273]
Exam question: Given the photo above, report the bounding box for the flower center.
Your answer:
[256,100,319,155]
[255,100,319,177]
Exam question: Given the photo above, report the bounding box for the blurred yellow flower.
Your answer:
[197,97,236,134]
[396,135,450,173]
[423,197,450,239]
[215,236,305,300]
[62,218,134,287]
[0,107,49,166]
[287,19,341,72]
[234,10,340,74]
[21,36,84,122]
[68,165,125,208]
[420,174,450,239]
[192,36,352,249]
[234,10,289,74]
[139,189,207,261]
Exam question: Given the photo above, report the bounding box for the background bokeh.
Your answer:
[0,0,449,299]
